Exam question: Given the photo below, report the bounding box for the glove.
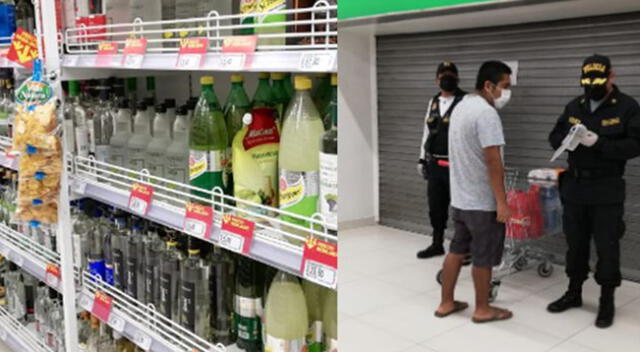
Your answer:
[580,130,599,147]
[418,159,429,180]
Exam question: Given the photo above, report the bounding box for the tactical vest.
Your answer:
[423,91,465,158]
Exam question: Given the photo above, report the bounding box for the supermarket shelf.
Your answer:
[0,136,18,170]
[78,271,226,352]
[0,306,53,352]
[62,2,337,73]
[69,155,338,289]
[0,223,62,292]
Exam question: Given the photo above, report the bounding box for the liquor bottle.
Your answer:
[322,73,337,130]
[283,73,294,102]
[252,73,274,109]
[88,212,106,281]
[312,73,331,117]
[302,281,325,352]
[102,211,115,286]
[67,80,90,157]
[72,202,90,271]
[322,289,337,352]
[108,99,133,168]
[159,240,181,321]
[264,272,309,352]
[256,0,286,47]
[271,72,290,122]
[78,311,91,350]
[125,223,145,300]
[94,80,114,163]
[209,246,235,345]
[15,0,34,33]
[165,105,190,186]
[189,76,229,198]
[234,257,262,351]
[33,284,48,336]
[146,104,172,179]
[111,215,128,290]
[179,247,211,338]
[164,98,177,133]
[224,74,251,144]
[143,227,164,305]
[126,100,153,172]
[319,74,337,234]
[126,78,137,112]
[0,77,9,136]
[5,264,26,321]
[146,77,156,105]
[287,0,314,45]
[45,293,62,351]
[279,76,324,231]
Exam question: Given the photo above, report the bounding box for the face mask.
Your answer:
[439,75,458,92]
[584,85,607,101]
[491,87,511,110]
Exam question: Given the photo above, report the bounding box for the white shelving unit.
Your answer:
[0,306,53,352]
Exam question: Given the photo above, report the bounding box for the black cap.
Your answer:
[187,97,198,109]
[436,61,458,77]
[581,54,611,86]
[155,103,166,113]
[137,100,148,111]
[118,98,130,109]
[177,105,188,115]
[143,97,155,107]
[164,98,176,108]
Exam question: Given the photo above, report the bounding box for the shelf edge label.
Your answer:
[299,52,336,72]
[183,202,213,240]
[301,238,338,288]
[96,41,119,67]
[122,38,147,69]
[92,290,113,323]
[45,263,61,289]
[219,214,254,254]
[221,35,257,70]
[128,183,154,216]
[176,38,209,70]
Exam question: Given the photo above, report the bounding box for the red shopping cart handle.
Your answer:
[437,160,450,167]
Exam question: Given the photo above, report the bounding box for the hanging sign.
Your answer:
[176,38,209,70]
[95,41,119,67]
[183,202,214,240]
[92,290,113,323]
[301,238,338,288]
[219,214,255,254]
[122,38,148,69]
[6,28,39,69]
[45,263,61,289]
[128,183,154,216]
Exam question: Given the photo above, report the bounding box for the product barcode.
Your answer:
[304,260,337,288]
[128,197,148,215]
[184,219,206,237]
[219,231,244,253]
[176,54,202,69]
[123,54,144,68]
[299,52,336,71]
[80,295,93,310]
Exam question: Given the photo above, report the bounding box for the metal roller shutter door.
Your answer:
[377,11,640,281]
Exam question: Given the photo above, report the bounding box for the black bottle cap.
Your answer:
[164,98,176,108]
[143,97,155,107]
[176,105,187,116]
[136,100,147,111]
[155,103,166,113]
[118,98,130,109]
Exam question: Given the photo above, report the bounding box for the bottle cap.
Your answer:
[68,80,80,96]
[118,98,130,109]
[231,74,244,83]
[164,98,176,108]
[167,240,177,248]
[176,105,188,115]
[136,100,147,111]
[295,75,312,90]
[155,103,166,113]
[271,72,285,80]
[331,73,338,86]
[200,76,214,85]
[188,249,200,255]
[242,112,253,125]
[258,72,270,79]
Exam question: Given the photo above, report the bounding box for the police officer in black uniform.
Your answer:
[547,55,640,328]
[416,62,466,259]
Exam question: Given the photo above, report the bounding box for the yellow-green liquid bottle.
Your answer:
[271,72,290,122]
[256,0,286,47]
[264,271,309,352]
[322,289,337,352]
[302,281,325,352]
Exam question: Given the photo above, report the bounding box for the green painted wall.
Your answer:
[339,0,496,19]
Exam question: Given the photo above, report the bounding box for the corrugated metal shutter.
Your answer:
[377,11,640,281]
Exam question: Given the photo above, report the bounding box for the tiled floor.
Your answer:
[340,225,640,352]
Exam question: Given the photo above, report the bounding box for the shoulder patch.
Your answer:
[602,117,621,127]
[568,116,582,125]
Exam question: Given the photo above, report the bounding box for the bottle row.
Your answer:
[64,72,337,233]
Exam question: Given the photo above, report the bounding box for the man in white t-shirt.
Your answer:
[434,61,514,323]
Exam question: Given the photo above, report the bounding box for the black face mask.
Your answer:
[584,85,608,101]
[439,75,458,93]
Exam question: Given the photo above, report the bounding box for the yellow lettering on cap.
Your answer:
[583,63,607,74]
[602,117,621,127]
[568,117,582,125]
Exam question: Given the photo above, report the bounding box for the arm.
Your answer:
[484,146,510,223]
[418,98,433,161]
[593,103,640,160]
[549,106,570,150]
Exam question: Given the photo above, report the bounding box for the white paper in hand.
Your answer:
[551,124,587,162]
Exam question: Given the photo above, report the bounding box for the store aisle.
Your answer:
[340,225,640,352]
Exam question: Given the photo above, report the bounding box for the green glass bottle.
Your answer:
[189,76,230,199]
[252,72,274,109]
[234,257,263,351]
[271,72,290,122]
[283,73,294,102]
[224,74,251,143]
[240,0,257,35]
[312,73,331,118]
[323,73,337,130]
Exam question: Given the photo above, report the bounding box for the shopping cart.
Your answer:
[436,168,562,301]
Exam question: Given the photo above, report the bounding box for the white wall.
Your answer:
[338,27,378,228]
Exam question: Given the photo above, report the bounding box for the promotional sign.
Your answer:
[45,263,61,289]
[176,38,209,70]
[128,183,154,216]
[92,290,113,323]
[301,238,338,288]
[219,214,255,254]
[183,202,214,240]
[75,14,108,41]
[220,35,257,70]
[122,38,148,69]
[95,41,119,67]
[6,28,39,69]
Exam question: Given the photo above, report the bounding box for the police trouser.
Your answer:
[427,159,450,244]
[562,201,624,287]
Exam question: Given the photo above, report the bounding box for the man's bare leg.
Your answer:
[436,253,466,314]
[472,266,512,321]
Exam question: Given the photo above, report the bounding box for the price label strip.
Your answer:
[122,38,147,69]
[92,290,113,323]
[183,202,213,240]
[108,314,125,333]
[219,214,255,254]
[176,38,209,70]
[79,294,93,311]
[219,53,246,71]
[0,245,9,259]
[133,330,152,351]
[299,52,336,72]
[301,238,338,289]
[45,263,61,289]
[95,41,119,67]
[221,35,257,70]
[11,251,23,267]
[128,183,154,216]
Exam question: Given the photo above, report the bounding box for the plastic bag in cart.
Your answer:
[507,188,543,240]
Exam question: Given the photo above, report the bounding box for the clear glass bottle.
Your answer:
[145,104,172,179]
[72,202,90,271]
[143,226,164,305]
[165,105,189,186]
[209,246,235,345]
[33,284,48,337]
[319,74,338,235]
[264,272,309,352]
[322,288,337,352]
[108,99,133,168]
[111,215,128,290]
[88,212,106,282]
[164,98,177,133]
[66,80,90,157]
[126,100,153,172]
[179,247,210,338]
[125,223,145,300]
[5,264,26,321]
[159,240,181,321]
[94,80,114,163]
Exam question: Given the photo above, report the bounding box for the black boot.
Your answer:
[417,232,445,259]
[595,286,615,328]
[547,280,583,313]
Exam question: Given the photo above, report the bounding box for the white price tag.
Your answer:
[184,218,206,238]
[123,54,144,69]
[108,314,125,333]
[219,53,246,70]
[45,272,60,288]
[299,52,336,72]
[218,231,244,253]
[79,295,93,311]
[73,180,88,195]
[11,251,23,267]
[176,53,203,70]
[303,260,337,288]
[133,330,152,351]
[0,328,6,341]
[64,55,80,66]
[128,196,149,216]
[0,245,9,259]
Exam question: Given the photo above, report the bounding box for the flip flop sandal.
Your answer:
[434,301,469,318]
[472,308,513,324]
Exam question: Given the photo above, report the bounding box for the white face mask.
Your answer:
[493,88,511,110]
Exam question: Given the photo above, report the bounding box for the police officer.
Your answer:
[547,55,640,328]
[416,62,467,259]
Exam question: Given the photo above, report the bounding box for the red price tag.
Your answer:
[221,35,257,69]
[95,41,118,67]
[301,238,338,289]
[128,183,154,216]
[45,263,61,288]
[91,290,113,323]
[6,28,38,69]
[183,202,213,240]
[219,214,255,254]
[122,38,147,69]
[176,38,209,70]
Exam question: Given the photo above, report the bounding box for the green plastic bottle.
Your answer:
[252,72,274,109]
[322,74,337,130]
[256,0,286,47]
[264,271,309,352]
[283,73,294,102]
[302,281,325,352]
[312,73,331,118]
[240,0,257,35]
[271,72,290,122]
[322,289,337,352]
[224,74,251,143]
[189,76,230,199]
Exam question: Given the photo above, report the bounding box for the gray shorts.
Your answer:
[450,207,506,268]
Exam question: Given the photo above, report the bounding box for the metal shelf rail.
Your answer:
[70,154,338,289]
[62,1,337,72]
[0,306,53,352]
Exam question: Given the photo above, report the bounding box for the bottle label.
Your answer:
[264,335,306,352]
[234,295,261,342]
[75,126,90,157]
[279,169,319,223]
[63,119,76,155]
[189,149,228,190]
[189,150,208,180]
[258,0,286,13]
[95,145,109,163]
[240,0,257,14]
[105,264,114,286]
[129,148,146,171]
[88,123,96,154]
[125,256,138,298]
[112,248,124,288]
[159,271,173,317]
[243,109,280,150]
[180,281,196,332]
[88,259,106,282]
[319,153,338,231]
[144,266,154,301]
[309,320,323,344]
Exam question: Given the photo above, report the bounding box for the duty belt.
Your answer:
[568,167,623,179]
[429,154,450,167]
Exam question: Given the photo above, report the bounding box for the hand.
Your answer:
[496,200,512,224]
[580,130,599,147]
[417,163,423,177]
